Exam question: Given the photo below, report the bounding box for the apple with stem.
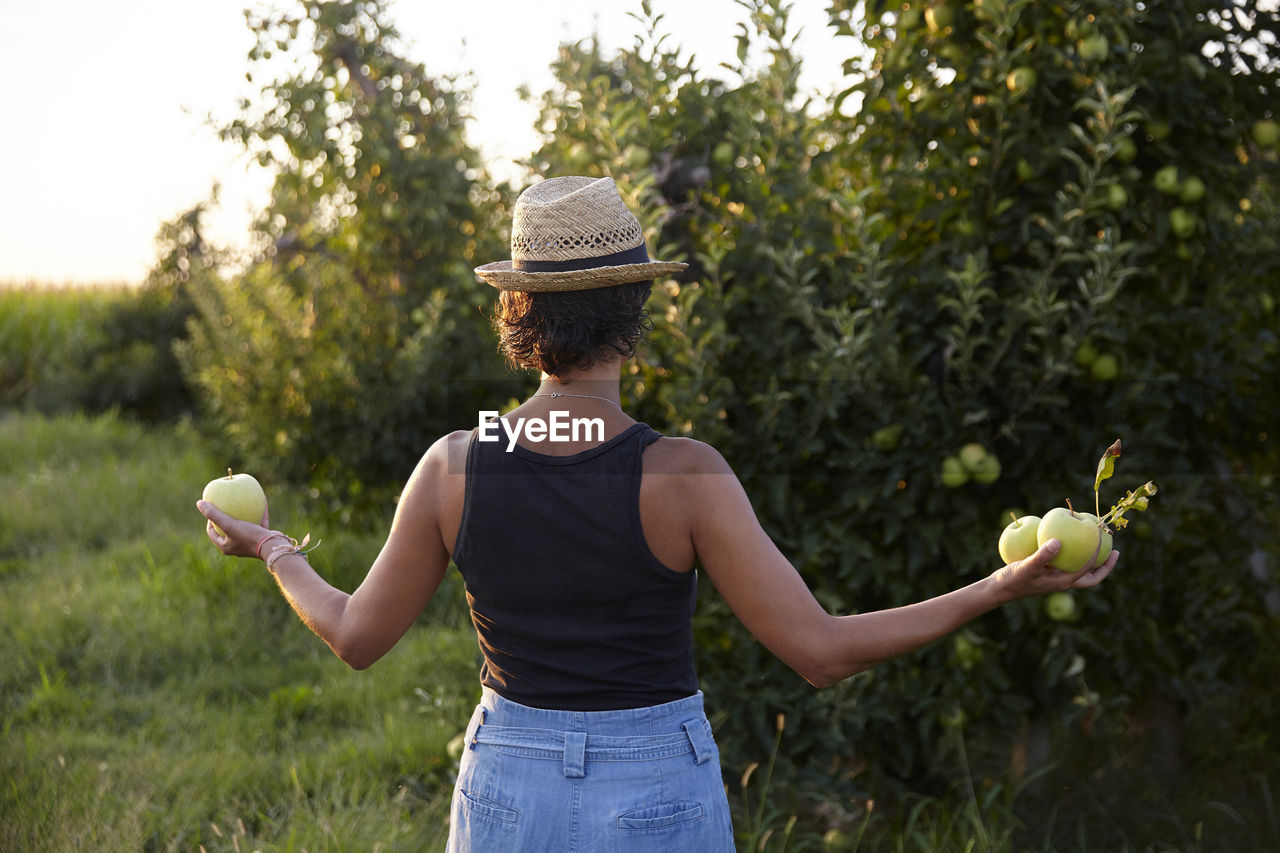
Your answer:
[999,513,1041,564]
[1037,502,1103,573]
[202,468,267,537]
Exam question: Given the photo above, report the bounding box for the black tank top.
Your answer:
[452,420,698,711]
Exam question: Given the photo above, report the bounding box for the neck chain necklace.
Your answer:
[532,391,623,411]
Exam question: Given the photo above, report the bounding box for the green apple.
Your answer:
[1078,34,1110,62]
[1154,165,1181,195]
[1114,137,1138,164]
[712,141,734,166]
[971,453,1002,485]
[1037,506,1103,572]
[999,514,1041,564]
[1081,513,1114,566]
[926,3,956,34]
[1170,207,1198,239]
[1147,120,1172,141]
[202,468,267,536]
[1107,184,1129,210]
[952,632,983,670]
[941,456,969,488]
[623,145,651,170]
[823,828,853,851]
[1091,353,1119,381]
[1016,158,1035,181]
[1252,119,1280,148]
[872,424,904,451]
[1074,340,1099,367]
[1179,176,1205,203]
[1006,66,1037,96]
[959,442,988,473]
[1044,591,1078,621]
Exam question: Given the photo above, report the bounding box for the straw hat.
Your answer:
[474,176,687,291]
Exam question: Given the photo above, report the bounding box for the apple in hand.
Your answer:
[1081,513,1114,566]
[999,514,1041,564]
[202,468,267,537]
[1037,506,1102,572]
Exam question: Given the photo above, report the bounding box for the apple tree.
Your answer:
[816,0,1280,825]
[528,0,1279,837]
[178,0,511,518]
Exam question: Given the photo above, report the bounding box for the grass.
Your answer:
[0,411,479,851]
[3,410,1276,852]
[0,282,137,410]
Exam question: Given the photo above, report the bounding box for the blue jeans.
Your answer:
[447,688,735,851]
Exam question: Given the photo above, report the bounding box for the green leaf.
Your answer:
[1093,439,1122,492]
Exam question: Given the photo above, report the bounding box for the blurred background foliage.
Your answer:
[3,0,1278,847]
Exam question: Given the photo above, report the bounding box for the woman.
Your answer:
[198,176,1118,851]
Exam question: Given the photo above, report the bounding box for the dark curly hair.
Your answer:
[492,280,654,377]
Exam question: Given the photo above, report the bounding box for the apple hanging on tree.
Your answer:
[1044,591,1078,622]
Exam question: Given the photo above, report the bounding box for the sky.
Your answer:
[0,0,855,285]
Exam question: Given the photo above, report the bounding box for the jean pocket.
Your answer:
[457,789,520,825]
[617,801,705,831]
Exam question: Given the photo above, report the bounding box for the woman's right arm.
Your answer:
[198,431,466,669]
[676,441,1117,688]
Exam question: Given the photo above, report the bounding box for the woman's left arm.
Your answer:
[197,434,458,669]
[679,441,1118,688]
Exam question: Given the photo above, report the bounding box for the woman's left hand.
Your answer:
[197,500,272,559]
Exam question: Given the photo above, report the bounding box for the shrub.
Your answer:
[177,0,513,517]
[527,0,1280,838]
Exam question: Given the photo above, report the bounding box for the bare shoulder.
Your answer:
[402,430,471,504]
[642,434,735,477]
[427,429,473,475]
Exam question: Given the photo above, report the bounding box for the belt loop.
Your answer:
[563,730,587,778]
[682,719,714,766]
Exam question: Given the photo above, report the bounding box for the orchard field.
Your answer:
[4,0,1280,849]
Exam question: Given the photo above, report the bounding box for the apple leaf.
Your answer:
[1093,439,1123,492]
[1103,480,1157,529]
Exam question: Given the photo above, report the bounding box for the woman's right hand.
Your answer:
[197,499,272,560]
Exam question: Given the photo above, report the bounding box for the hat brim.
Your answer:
[474,260,688,292]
